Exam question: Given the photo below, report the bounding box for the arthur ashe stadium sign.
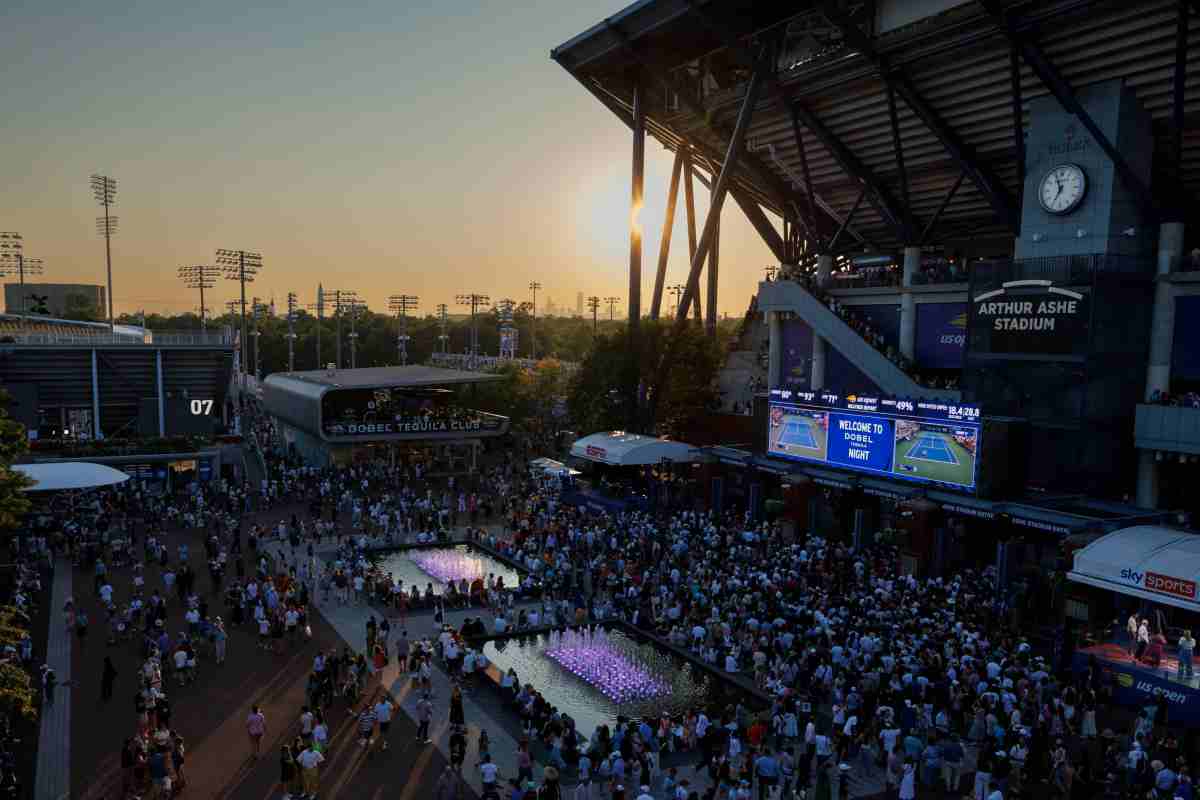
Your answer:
[969,280,1088,355]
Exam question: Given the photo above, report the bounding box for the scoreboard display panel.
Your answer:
[767,389,981,492]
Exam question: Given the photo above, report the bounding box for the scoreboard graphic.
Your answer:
[767,390,981,492]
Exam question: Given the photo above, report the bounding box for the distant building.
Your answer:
[4,283,106,318]
[545,297,558,317]
[576,292,583,316]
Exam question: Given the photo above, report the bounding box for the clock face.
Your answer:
[1038,164,1087,215]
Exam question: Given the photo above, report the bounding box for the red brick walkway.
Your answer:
[69,510,468,800]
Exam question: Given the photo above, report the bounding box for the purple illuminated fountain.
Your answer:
[410,550,487,584]
[544,627,669,703]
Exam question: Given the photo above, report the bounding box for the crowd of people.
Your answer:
[6,393,1197,800]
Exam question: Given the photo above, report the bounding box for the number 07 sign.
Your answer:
[190,399,214,416]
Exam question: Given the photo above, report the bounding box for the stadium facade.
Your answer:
[555,0,1197,565]
[0,314,236,486]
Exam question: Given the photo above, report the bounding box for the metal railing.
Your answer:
[0,329,233,346]
[970,254,1151,288]
[429,352,579,373]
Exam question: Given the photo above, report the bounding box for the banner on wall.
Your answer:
[969,283,1089,355]
[856,305,901,353]
[1173,296,1200,381]
[779,319,814,389]
[916,303,968,369]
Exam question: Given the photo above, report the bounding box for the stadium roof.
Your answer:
[279,365,503,389]
[553,0,1197,257]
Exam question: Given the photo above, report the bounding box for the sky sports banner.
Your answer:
[916,303,967,369]
[969,281,1089,355]
[766,389,982,492]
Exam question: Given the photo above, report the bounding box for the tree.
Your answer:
[0,391,31,531]
[567,321,724,438]
[63,292,101,322]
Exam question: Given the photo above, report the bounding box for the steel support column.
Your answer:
[919,172,966,246]
[885,84,913,240]
[706,181,719,337]
[682,149,700,319]
[675,61,765,324]
[156,348,166,437]
[650,147,686,320]
[629,77,645,329]
[1010,45,1025,232]
[829,190,867,252]
[1171,0,1190,218]
[729,189,786,263]
[91,348,102,439]
[791,102,910,241]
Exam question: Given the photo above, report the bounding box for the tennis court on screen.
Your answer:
[904,432,959,464]
[777,419,818,449]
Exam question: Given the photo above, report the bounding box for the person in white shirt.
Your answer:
[374,697,393,750]
[297,744,324,796]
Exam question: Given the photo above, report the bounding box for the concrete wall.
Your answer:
[1014,80,1154,259]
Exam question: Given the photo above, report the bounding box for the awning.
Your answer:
[569,431,700,466]
[1067,526,1200,612]
[528,457,580,477]
[14,462,132,492]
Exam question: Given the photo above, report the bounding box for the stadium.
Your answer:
[4,1,1200,798]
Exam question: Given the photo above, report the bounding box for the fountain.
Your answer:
[543,627,670,703]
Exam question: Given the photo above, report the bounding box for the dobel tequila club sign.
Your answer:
[326,418,485,436]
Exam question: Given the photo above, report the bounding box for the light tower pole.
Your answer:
[667,284,685,318]
[326,289,356,369]
[251,297,267,380]
[305,285,325,368]
[436,303,450,354]
[587,295,600,334]
[605,296,621,322]
[177,264,219,330]
[216,249,263,375]
[497,298,517,359]
[388,294,419,366]
[286,292,298,371]
[347,297,365,369]
[528,281,541,359]
[456,293,490,366]
[90,174,118,331]
[0,233,44,317]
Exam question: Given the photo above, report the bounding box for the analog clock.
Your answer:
[1038,163,1087,215]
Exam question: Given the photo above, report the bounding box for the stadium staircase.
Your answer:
[716,299,769,412]
[757,279,961,402]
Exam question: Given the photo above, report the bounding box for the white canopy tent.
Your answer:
[528,457,581,478]
[569,432,699,467]
[1068,526,1200,613]
[14,462,131,492]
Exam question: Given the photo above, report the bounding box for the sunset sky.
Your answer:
[1,0,774,320]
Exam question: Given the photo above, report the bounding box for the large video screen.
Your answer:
[767,389,981,492]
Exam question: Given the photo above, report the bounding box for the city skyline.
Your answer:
[1,0,774,322]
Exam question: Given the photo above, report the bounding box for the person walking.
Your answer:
[417,692,434,744]
[247,705,267,760]
[1179,629,1196,678]
[374,695,394,751]
[297,741,324,799]
[101,656,118,702]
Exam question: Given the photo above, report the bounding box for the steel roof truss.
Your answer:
[818,1,1019,232]
[981,0,1160,222]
